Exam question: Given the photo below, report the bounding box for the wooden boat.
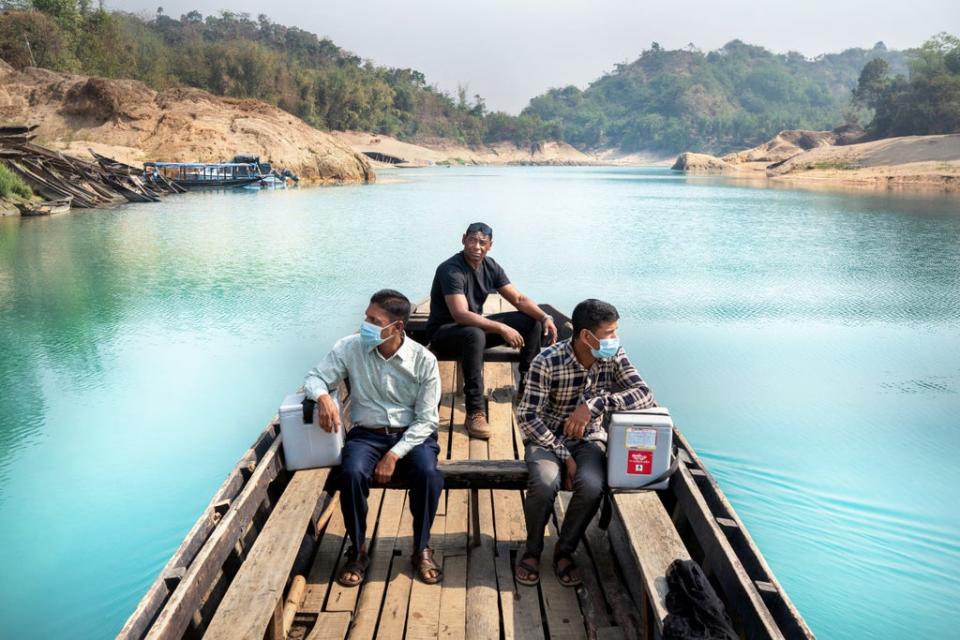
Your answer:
[16,196,72,216]
[144,161,265,188]
[89,149,188,195]
[119,295,814,640]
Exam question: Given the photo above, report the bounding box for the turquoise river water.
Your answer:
[0,167,958,638]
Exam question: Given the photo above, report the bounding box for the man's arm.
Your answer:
[443,293,507,332]
[305,338,351,432]
[498,282,548,321]
[516,355,571,461]
[444,293,525,348]
[436,263,512,334]
[390,355,442,459]
[584,349,656,417]
[498,283,558,344]
[304,337,350,401]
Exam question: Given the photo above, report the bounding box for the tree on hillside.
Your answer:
[0,10,77,70]
[854,33,960,138]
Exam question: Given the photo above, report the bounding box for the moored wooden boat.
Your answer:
[119,295,814,640]
[144,161,265,188]
[16,196,72,216]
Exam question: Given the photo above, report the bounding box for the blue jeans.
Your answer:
[339,427,443,554]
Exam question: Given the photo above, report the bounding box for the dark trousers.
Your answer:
[339,427,443,555]
[428,311,542,414]
[523,440,606,556]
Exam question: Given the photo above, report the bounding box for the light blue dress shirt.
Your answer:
[304,334,441,458]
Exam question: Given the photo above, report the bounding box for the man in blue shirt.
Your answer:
[305,289,444,586]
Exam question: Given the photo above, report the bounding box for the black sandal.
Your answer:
[553,549,582,587]
[515,551,541,586]
[336,549,369,587]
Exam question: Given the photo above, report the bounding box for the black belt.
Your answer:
[301,400,406,435]
[357,424,408,434]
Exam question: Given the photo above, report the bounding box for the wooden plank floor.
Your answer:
[291,295,639,639]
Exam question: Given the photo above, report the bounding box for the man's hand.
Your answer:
[499,323,524,349]
[542,316,558,345]
[562,456,577,491]
[317,394,341,433]
[563,403,592,440]
[374,451,400,484]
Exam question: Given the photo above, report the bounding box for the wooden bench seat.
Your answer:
[608,491,692,638]
[203,468,334,640]
[377,458,527,489]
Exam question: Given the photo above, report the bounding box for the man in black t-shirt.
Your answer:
[426,222,558,438]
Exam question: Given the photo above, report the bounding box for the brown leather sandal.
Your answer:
[412,547,444,584]
[336,549,369,587]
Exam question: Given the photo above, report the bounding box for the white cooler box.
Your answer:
[279,391,345,470]
[606,407,674,490]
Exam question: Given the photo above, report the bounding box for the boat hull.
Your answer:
[173,176,264,188]
[119,295,814,640]
[16,197,72,216]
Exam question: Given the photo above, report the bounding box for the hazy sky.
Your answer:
[110,0,959,113]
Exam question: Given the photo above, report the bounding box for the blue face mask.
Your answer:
[360,320,394,348]
[588,331,619,360]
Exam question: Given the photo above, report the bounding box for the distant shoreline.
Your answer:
[331,130,674,168]
[671,132,960,194]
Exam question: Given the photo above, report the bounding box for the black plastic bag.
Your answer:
[663,559,738,640]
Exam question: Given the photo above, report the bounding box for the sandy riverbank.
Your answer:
[331,131,605,167]
[674,130,960,192]
[0,61,373,185]
[331,131,677,167]
[764,134,960,191]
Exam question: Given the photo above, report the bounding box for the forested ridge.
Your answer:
[523,40,910,154]
[1,2,956,154]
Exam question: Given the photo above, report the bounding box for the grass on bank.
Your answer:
[0,163,33,199]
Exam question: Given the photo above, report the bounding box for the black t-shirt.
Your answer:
[426,251,510,335]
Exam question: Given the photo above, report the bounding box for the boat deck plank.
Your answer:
[324,490,385,613]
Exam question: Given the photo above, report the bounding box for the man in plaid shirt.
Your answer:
[514,299,655,587]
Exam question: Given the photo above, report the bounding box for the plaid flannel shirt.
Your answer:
[516,338,656,461]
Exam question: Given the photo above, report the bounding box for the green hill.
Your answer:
[0,4,545,146]
[522,40,909,154]
[2,4,945,156]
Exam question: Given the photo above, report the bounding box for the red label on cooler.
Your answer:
[627,450,653,475]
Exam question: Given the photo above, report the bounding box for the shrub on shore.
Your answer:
[0,163,33,199]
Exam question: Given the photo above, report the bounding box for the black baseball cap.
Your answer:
[465,222,493,238]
